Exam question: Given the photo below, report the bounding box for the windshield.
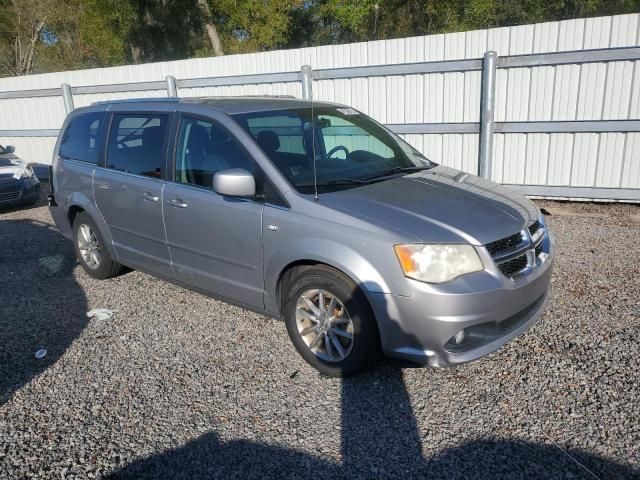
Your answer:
[232,107,434,193]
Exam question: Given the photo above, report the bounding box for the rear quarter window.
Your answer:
[59,112,105,163]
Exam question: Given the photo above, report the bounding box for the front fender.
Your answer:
[264,237,410,315]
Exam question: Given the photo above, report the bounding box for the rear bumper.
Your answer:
[370,239,555,367]
[48,199,73,239]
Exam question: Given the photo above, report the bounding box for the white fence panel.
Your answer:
[0,13,638,200]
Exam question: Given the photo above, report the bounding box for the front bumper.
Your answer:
[370,238,555,367]
[0,175,40,209]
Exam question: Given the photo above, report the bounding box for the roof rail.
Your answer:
[244,94,297,99]
[91,97,179,106]
[91,95,299,106]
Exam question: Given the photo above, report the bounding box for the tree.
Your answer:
[305,0,639,43]
[1,0,638,77]
[197,0,224,56]
[0,0,51,76]
[125,0,207,63]
[37,0,137,71]
[206,0,305,54]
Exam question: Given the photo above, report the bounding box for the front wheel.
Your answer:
[284,266,378,377]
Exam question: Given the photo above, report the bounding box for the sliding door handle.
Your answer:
[142,191,160,202]
[167,198,188,208]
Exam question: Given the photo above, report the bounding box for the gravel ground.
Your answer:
[1,192,639,479]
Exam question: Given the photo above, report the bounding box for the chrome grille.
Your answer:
[497,253,528,277]
[486,232,523,256]
[528,220,541,237]
[535,242,543,257]
[486,220,546,279]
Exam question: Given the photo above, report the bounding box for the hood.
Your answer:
[0,156,31,179]
[320,165,538,245]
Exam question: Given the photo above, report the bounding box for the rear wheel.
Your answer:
[284,266,378,377]
[73,212,122,279]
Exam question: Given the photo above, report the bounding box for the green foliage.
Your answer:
[37,0,137,71]
[209,0,304,54]
[317,0,380,40]
[312,0,617,42]
[126,0,206,63]
[0,0,638,76]
[0,0,54,75]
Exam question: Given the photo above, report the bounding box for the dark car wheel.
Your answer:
[284,265,379,377]
[73,212,123,279]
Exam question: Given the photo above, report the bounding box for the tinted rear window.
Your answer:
[106,114,168,178]
[59,112,104,163]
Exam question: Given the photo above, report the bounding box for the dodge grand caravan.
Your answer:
[49,97,553,376]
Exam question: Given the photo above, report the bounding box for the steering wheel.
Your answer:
[326,145,350,159]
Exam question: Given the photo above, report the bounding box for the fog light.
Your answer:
[454,329,466,345]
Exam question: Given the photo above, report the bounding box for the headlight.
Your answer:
[12,166,34,180]
[394,244,484,284]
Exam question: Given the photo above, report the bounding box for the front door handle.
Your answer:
[167,198,188,208]
[142,191,160,202]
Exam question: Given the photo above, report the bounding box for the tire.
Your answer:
[73,212,123,279]
[284,265,379,377]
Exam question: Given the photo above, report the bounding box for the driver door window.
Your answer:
[175,116,253,189]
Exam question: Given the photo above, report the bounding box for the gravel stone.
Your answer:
[1,192,639,479]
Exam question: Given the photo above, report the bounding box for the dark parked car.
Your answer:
[49,97,553,376]
[0,144,40,209]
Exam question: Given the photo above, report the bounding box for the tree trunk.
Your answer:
[197,0,224,56]
[130,44,141,64]
[205,23,224,56]
[24,20,44,75]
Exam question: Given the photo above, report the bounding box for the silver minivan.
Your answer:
[49,97,554,376]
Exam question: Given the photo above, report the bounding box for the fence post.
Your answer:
[61,83,74,113]
[300,65,313,100]
[478,51,497,179]
[166,75,178,97]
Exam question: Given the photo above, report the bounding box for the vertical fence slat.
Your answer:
[1,14,639,201]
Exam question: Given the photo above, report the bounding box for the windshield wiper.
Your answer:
[295,178,368,189]
[325,177,369,185]
[363,165,432,182]
[296,167,431,191]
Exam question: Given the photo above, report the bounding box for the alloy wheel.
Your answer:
[295,288,354,362]
[77,224,101,269]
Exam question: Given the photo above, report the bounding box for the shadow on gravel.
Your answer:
[107,367,637,479]
[0,218,86,406]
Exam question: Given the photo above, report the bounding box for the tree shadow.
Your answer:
[106,366,637,479]
[2,227,630,478]
[0,218,87,405]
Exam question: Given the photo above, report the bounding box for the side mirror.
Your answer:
[4,145,15,154]
[213,168,256,197]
